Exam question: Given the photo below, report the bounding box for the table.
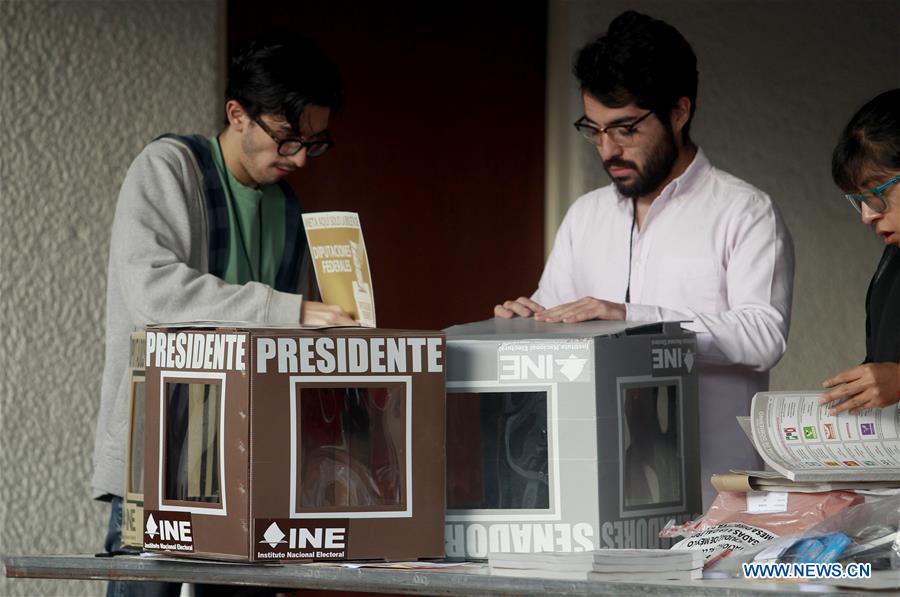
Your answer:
[3,554,895,596]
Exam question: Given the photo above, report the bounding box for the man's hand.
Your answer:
[494,297,545,319]
[533,297,625,323]
[820,362,900,415]
[301,300,359,326]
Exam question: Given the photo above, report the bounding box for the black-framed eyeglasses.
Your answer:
[573,110,654,148]
[253,117,334,157]
[845,175,900,214]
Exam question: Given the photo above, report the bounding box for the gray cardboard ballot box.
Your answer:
[443,318,700,559]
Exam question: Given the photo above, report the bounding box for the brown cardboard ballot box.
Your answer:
[122,331,147,549]
[142,323,446,562]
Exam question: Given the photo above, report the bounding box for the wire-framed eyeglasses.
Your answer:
[253,117,334,158]
[573,110,654,148]
[845,175,900,214]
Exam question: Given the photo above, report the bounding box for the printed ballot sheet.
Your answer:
[749,392,900,482]
[302,212,376,327]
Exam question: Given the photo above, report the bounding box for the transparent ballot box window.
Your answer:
[128,379,146,494]
[297,386,405,510]
[619,381,683,513]
[164,382,221,503]
[447,391,549,510]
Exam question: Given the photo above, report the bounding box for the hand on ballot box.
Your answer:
[301,300,359,326]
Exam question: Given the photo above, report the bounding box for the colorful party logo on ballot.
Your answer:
[783,427,799,441]
[823,423,836,440]
[802,426,817,440]
[859,423,876,436]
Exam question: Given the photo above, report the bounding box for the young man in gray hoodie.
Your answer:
[92,34,354,596]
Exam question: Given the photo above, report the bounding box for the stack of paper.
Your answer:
[590,548,705,580]
[488,549,705,581]
[488,551,595,579]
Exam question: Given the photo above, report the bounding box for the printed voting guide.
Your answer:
[743,392,899,482]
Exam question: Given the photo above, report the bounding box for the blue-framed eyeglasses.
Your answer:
[845,175,900,214]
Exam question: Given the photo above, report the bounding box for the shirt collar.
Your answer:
[614,146,711,204]
[670,146,711,198]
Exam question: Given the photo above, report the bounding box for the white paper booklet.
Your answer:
[747,392,900,482]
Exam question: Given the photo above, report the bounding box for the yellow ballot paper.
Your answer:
[302,211,376,327]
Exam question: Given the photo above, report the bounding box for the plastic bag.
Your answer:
[711,495,900,576]
[662,490,863,563]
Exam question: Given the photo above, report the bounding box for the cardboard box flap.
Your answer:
[148,322,442,337]
[148,321,360,331]
[444,318,664,340]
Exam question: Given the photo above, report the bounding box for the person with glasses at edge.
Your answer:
[819,89,900,416]
[92,33,356,597]
[494,11,794,507]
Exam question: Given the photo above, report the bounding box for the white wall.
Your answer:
[0,2,221,595]
[546,0,900,390]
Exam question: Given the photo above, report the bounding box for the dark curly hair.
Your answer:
[574,10,698,144]
[832,89,900,192]
[225,33,343,134]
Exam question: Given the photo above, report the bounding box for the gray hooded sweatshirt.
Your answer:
[91,137,309,499]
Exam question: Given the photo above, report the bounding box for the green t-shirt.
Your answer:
[209,137,286,286]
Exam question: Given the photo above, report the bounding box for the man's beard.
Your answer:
[603,126,679,199]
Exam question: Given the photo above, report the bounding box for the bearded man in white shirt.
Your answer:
[495,10,794,506]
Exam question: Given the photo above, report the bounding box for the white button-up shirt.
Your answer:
[534,148,795,505]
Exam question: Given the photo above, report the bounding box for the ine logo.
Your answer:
[260,522,288,548]
[288,526,347,550]
[143,511,194,552]
[145,514,192,542]
[255,519,350,560]
[651,346,694,373]
[145,514,158,539]
[556,355,589,381]
[498,353,589,382]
